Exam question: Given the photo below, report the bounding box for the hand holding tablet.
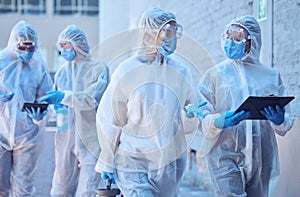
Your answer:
[235,96,295,120]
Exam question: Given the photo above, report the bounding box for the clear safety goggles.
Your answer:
[159,23,183,40]
[56,41,73,51]
[223,25,250,43]
[16,42,35,52]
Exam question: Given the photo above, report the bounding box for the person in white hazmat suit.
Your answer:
[39,25,109,196]
[195,15,294,196]
[94,7,207,197]
[0,20,53,196]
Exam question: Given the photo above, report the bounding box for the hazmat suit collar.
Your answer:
[137,50,168,65]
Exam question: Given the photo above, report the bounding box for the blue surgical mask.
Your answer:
[16,50,34,63]
[61,48,76,62]
[157,38,177,56]
[224,39,247,60]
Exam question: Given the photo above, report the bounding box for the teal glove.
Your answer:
[39,90,65,104]
[260,105,285,125]
[24,107,46,121]
[0,92,14,102]
[184,101,207,118]
[101,171,115,184]
[214,110,250,129]
[54,103,64,111]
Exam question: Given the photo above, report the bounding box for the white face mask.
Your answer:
[156,38,177,56]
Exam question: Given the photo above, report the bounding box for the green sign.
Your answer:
[258,0,267,21]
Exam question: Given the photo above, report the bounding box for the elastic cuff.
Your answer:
[202,113,222,139]
[95,160,114,173]
[271,121,285,130]
[60,90,72,106]
[32,118,47,126]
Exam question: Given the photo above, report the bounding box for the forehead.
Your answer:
[59,41,73,48]
[17,37,34,43]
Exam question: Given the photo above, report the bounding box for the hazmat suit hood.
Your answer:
[137,7,176,61]
[57,25,91,60]
[225,15,261,62]
[6,20,39,57]
[0,20,46,68]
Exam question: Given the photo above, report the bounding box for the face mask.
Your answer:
[157,38,177,56]
[16,50,34,63]
[61,48,76,62]
[223,39,247,60]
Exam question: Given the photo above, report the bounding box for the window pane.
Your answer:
[0,0,17,14]
[29,0,46,14]
[20,0,46,15]
[54,0,79,15]
[87,0,98,7]
[61,0,72,6]
[54,0,98,16]
[81,0,98,16]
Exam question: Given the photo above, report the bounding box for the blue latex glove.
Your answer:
[24,107,46,121]
[101,171,115,184]
[214,110,250,129]
[184,101,207,118]
[54,103,64,111]
[0,92,14,102]
[260,105,285,125]
[38,90,65,104]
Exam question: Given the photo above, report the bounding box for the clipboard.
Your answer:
[22,103,49,113]
[235,96,295,120]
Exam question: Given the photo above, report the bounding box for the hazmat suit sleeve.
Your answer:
[171,59,202,135]
[95,63,128,173]
[60,63,109,110]
[180,110,199,134]
[189,69,222,156]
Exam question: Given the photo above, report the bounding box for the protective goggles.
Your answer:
[223,25,250,43]
[159,23,183,40]
[56,41,73,51]
[16,42,35,52]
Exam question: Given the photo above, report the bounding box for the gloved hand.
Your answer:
[38,90,65,104]
[214,110,250,129]
[260,105,285,125]
[24,107,46,121]
[0,92,14,102]
[54,103,64,111]
[101,171,115,184]
[184,101,207,118]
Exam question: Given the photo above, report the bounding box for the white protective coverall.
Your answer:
[95,7,200,197]
[0,21,53,196]
[198,16,294,197]
[50,25,109,197]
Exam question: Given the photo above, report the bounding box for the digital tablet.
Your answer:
[22,103,49,113]
[235,96,295,120]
